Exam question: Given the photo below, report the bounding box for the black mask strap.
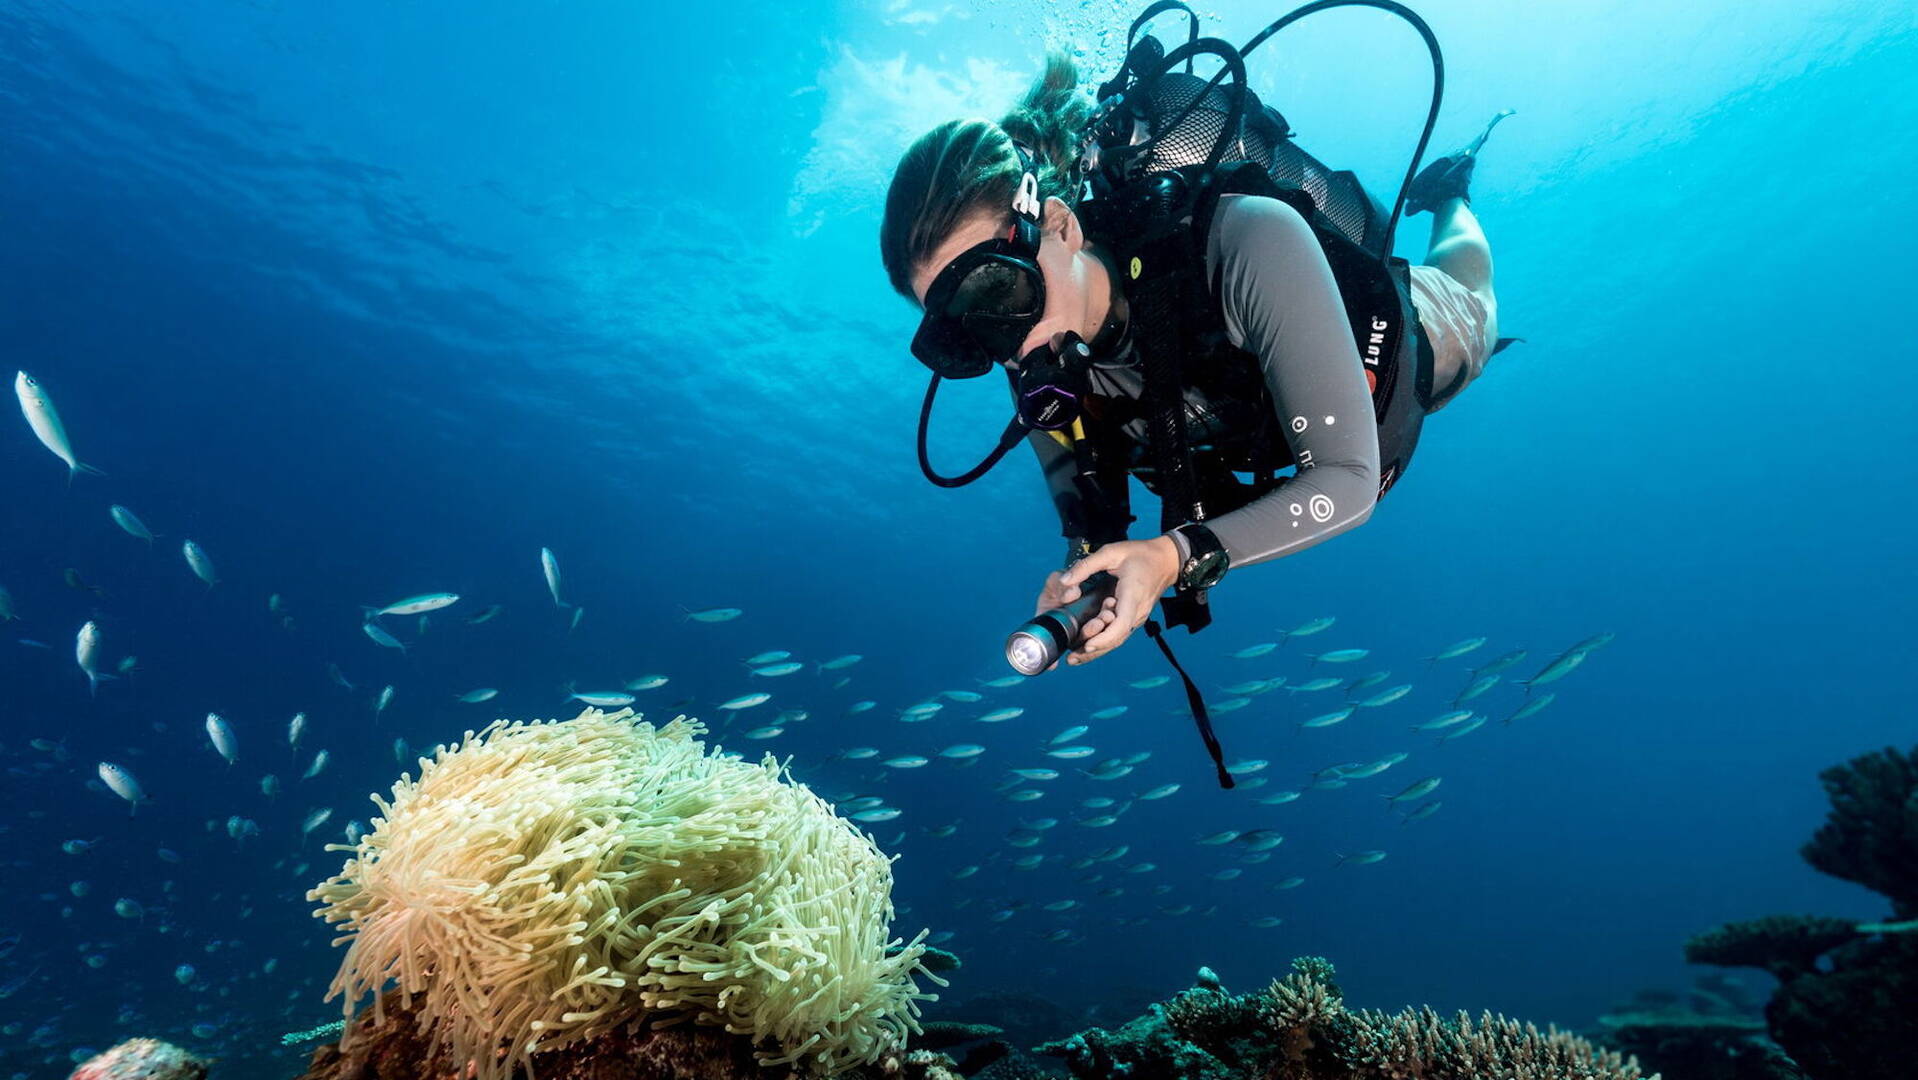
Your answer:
[1142,618,1234,788]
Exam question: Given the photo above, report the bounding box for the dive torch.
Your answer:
[1004,571,1118,676]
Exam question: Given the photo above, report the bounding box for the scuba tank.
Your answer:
[1079,0,1444,263]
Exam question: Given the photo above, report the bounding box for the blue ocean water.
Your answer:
[2,0,1915,1075]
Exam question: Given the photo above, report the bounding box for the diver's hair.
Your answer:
[880,52,1092,300]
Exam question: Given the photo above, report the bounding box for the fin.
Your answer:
[1493,336,1524,355]
[1405,109,1515,215]
[1462,108,1516,156]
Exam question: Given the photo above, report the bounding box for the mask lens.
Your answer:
[947,259,1039,320]
[912,247,1044,379]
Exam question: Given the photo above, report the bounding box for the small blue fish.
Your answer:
[361,622,406,653]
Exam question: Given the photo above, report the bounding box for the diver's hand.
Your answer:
[1056,537,1180,666]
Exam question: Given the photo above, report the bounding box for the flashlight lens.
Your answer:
[1005,632,1052,676]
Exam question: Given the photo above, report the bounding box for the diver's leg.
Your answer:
[1418,198,1498,405]
[1424,197,1493,299]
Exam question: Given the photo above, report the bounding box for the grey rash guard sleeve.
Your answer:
[1199,194,1380,568]
[1020,194,1380,570]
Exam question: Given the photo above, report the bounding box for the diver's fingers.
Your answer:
[1076,582,1146,660]
[1066,614,1114,665]
[1059,547,1121,589]
[1040,570,1075,614]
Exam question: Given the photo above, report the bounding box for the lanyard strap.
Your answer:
[1143,618,1234,788]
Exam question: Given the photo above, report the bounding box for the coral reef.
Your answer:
[1683,743,1918,1080]
[1593,983,1801,1080]
[296,994,971,1080]
[1035,958,1652,1080]
[937,989,1086,1053]
[308,708,937,1080]
[1683,915,1861,980]
[67,1039,207,1080]
[1799,744,1918,919]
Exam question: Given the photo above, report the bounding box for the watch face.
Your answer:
[1186,551,1226,588]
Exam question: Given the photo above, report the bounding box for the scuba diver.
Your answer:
[880,1,1513,783]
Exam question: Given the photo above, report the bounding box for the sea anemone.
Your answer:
[308,707,936,1080]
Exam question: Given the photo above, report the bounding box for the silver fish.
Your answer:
[1301,707,1355,729]
[1453,673,1501,703]
[182,540,219,587]
[540,548,564,606]
[567,689,634,708]
[1423,637,1486,664]
[1413,709,1476,732]
[198,713,236,764]
[15,371,101,478]
[1383,776,1442,803]
[1504,693,1557,724]
[109,505,155,544]
[302,748,330,780]
[301,807,334,837]
[458,688,499,703]
[362,622,406,652]
[1358,683,1413,708]
[367,592,458,618]
[1472,648,1528,677]
[98,761,146,811]
[75,621,102,696]
[1522,650,1588,689]
[1400,800,1443,824]
[287,711,307,748]
[1282,616,1336,639]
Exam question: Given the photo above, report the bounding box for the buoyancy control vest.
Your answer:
[1070,58,1435,537]
[1074,156,1429,517]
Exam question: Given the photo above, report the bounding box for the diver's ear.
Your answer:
[1043,196,1084,251]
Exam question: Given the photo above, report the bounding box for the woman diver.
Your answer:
[880,4,1508,677]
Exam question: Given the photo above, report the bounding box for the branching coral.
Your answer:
[1039,959,1651,1080]
[1341,1005,1647,1080]
[308,708,937,1080]
[1800,744,1918,918]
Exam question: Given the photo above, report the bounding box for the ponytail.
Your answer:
[879,53,1093,301]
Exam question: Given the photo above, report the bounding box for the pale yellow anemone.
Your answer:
[309,708,937,1080]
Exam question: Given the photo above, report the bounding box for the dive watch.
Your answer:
[1170,522,1229,590]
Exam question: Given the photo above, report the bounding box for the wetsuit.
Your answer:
[1027,193,1382,569]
